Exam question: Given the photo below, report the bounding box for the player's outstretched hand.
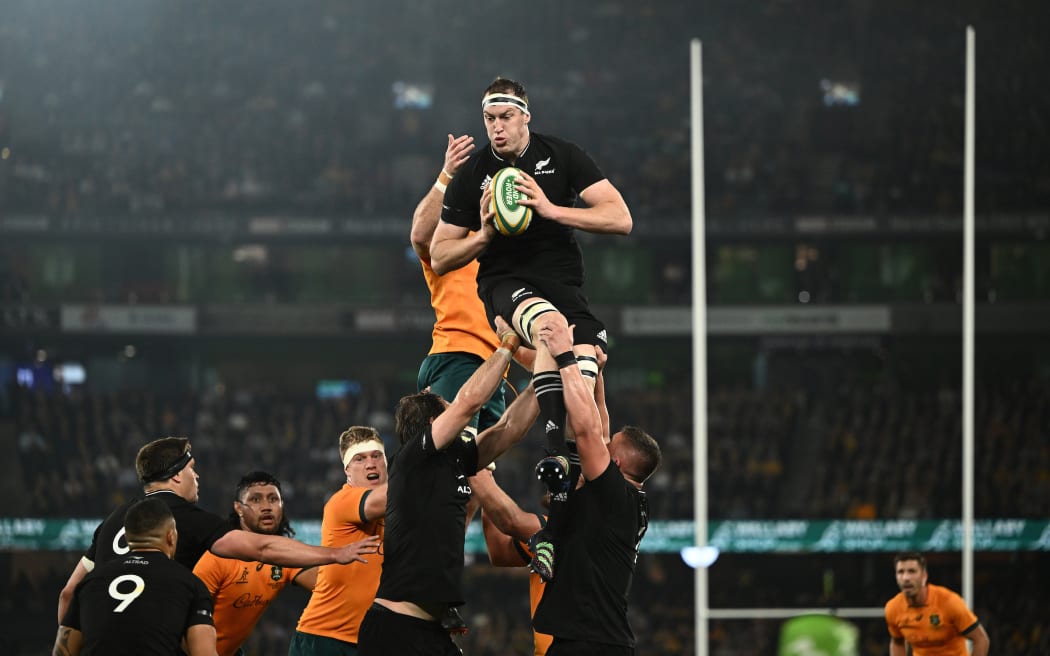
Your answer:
[333,535,381,564]
[444,134,475,177]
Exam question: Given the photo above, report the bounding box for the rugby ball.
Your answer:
[490,167,533,236]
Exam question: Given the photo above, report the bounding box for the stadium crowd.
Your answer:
[1,1,1046,219]
[1,1,1047,654]
[10,367,1048,522]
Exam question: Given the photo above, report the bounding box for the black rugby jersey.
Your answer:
[441,132,605,290]
[375,425,479,608]
[532,461,648,648]
[62,550,214,655]
[85,490,233,571]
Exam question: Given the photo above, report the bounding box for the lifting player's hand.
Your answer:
[333,534,381,564]
[535,314,573,355]
[513,171,555,219]
[494,315,520,352]
[595,346,608,371]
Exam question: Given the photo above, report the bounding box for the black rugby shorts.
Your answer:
[480,277,608,350]
[358,604,462,656]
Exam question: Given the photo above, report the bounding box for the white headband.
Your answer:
[482,93,530,116]
[342,440,386,468]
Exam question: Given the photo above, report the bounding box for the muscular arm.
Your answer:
[537,317,607,481]
[475,384,538,468]
[430,179,500,275]
[966,624,990,656]
[431,334,519,451]
[468,468,542,541]
[52,626,82,656]
[517,175,632,235]
[57,559,90,624]
[482,512,531,567]
[429,220,493,275]
[594,349,611,443]
[209,530,378,567]
[184,624,218,656]
[410,134,475,263]
[410,187,446,264]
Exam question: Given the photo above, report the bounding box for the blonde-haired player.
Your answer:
[290,426,389,655]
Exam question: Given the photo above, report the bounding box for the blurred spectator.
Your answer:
[0,1,1045,219]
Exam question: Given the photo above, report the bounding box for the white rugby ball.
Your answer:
[490,167,533,236]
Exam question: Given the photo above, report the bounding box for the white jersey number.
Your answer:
[108,574,146,612]
[112,527,130,556]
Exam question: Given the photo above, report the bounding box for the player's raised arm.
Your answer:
[410,133,474,263]
[469,467,543,542]
[429,327,521,450]
[536,316,607,481]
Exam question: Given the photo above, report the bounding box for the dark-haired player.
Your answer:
[358,319,540,656]
[57,437,378,624]
[193,471,317,656]
[884,552,990,656]
[530,315,661,656]
[53,497,216,656]
[411,133,532,441]
[430,76,631,578]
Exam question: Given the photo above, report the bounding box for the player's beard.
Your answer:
[250,516,281,535]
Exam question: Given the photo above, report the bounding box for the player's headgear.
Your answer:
[482,93,530,116]
[482,77,530,116]
[137,437,193,483]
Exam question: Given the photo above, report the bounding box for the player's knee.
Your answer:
[514,299,560,348]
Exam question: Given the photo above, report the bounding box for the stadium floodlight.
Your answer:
[680,545,720,569]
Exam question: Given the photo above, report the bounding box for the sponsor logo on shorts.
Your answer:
[596,329,608,344]
[545,420,559,434]
[511,287,533,302]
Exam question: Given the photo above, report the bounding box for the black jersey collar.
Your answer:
[490,138,531,163]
